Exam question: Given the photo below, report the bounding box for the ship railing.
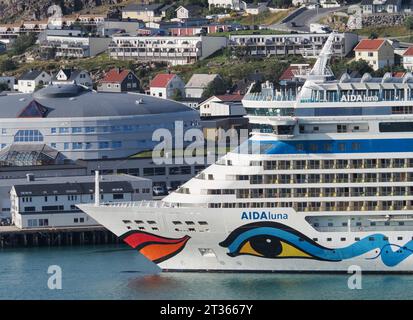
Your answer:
[243,93,297,101]
[102,200,175,209]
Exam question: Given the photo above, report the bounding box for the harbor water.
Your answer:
[1,244,413,300]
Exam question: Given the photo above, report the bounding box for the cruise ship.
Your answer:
[80,33,413,272]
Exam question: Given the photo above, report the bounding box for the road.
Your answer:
[270,6,350,33]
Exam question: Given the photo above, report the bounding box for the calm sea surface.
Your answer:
[0,244,413,300]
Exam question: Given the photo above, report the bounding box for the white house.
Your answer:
[208,0,243,11]
[52,69,93,89]
[175,5,203,19]
[244,2,268,15]
[17,70,51,93]
[149,73,185,99]
[185,74,221,98]
[199,94,246,117]
[403,47,413,72]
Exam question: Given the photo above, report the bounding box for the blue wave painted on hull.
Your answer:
[222,224,413,267]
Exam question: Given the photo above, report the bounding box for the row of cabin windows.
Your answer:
[208,201,412,210]
[233,186,413,198]
[311,236,407,242]
[313,221,407,227]
[235,172,412,185]
[122,220,208,226]
[261,158,412,170]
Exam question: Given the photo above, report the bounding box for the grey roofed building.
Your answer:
[0,84,192,118]
[0,83,200,161]
[19,70,44,81]
[185,74,221,88]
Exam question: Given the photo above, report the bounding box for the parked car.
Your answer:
[153,185,167,196]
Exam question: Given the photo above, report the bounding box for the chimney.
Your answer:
[26,173,35,182]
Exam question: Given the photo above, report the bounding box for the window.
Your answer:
[39,219,49,227]
[64,143,69,150]
[72,142,82,149]
[51,128,57,134]
[14,130,43,142]
[85,127,95,133]
[72,127,82,133]
[59,127,69,134]
[99,142,109,149]
[113,193,124,200]
[112,141,122,148]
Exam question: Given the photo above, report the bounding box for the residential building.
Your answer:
[10,174,152,229]
[109,35,227,66]
[17,70,51,93]
[0,76,15,91]
[403,47,413,71]
[229,32,359,59]
[175,5,203,19]
[97,68,140,93]
[169,24,232,36]
[52,69,93,89]
[208,0,243,11]
[185,74,221,98]
[360,0,402,14]
[121,3,168,22]
[149,73,185,99]
[354,38,394,71]
[40,34,112,58]
[199,94,246,117]
[245,2,268,15]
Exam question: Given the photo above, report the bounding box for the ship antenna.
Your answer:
[95,170,100,206]
[309,31,336,78]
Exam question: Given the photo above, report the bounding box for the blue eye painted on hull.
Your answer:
[219,222,413,267]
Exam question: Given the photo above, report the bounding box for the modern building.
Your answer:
[403,47,413,72]
[354,38,394,71]
[51,69,93,89]
[229,32,359,58]
[0,76,15,91]
[97,68,140,93]
[40,34,112,58]
[121,3,168,22]
[185,74,221,98]
[0,83,200,161]
[360,0,402,14]
[9,174,152,229]
[108,35,228,66]
[17,70,51,93]
[149,73,185,99]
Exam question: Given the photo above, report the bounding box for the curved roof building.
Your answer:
[0,84,200,162]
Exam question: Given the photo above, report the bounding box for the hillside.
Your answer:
[0,0,128,23]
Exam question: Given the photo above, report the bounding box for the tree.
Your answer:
[369,32,378,39]
[0,58,17,73]
[405,16,413,31]
[171,88,183,101]
[10,33,37,56]
[0,82,9,91]
[202,77,227,98]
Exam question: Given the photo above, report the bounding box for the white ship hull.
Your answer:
[79,204,413,272]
